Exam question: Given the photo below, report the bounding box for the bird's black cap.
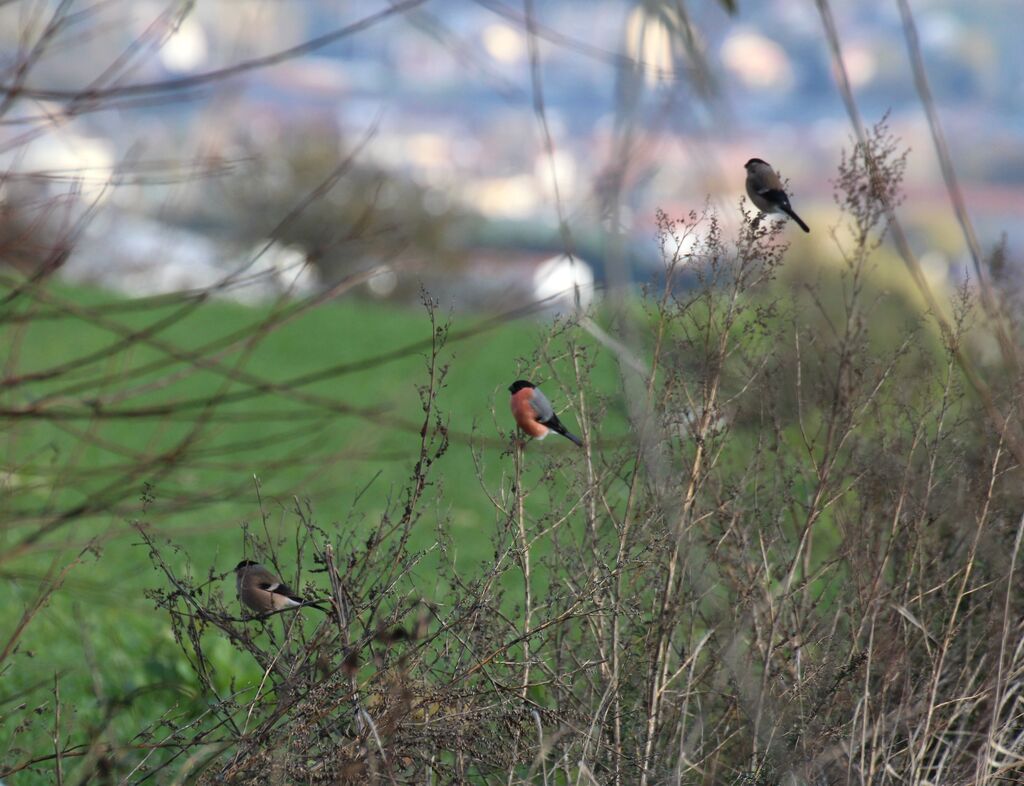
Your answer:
[234,560,258,571]
[744,158,768,168]
[508,380,536,394]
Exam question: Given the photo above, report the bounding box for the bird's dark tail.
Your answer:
[784,207,810,233]
[549,416,584,447]
[563,431,584,447]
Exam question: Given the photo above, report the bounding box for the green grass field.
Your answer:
[2,255,968,782]
[1,281,629,764]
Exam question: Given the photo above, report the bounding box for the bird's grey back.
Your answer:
[529,387,555,421]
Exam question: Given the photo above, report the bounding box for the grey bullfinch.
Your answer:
[744,158,810,233]
[508,380,583,447]
[234,560,328,615]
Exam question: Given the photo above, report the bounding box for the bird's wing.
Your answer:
[259,579,303,602]
[529,387,556,422]
[760,188,792,209]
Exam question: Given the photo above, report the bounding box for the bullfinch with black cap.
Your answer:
[234,560,328,615]
[508,380,583,447]
[744,158,810,233]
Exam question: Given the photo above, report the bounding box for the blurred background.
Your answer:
[2,2,1022,779]
[2,0,1020,311]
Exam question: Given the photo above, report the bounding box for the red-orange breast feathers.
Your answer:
[510,387,550,438]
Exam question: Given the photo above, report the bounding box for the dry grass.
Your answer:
[5,122,1020,784]
[2,3,1023,783]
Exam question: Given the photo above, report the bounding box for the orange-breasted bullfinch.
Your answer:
[234,560,328,615]
[508,380,583,447]
[744,158,810,233]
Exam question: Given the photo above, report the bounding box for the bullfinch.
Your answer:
[234,560,328,615]
[744,158,810,233]
[508,380,583,447]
